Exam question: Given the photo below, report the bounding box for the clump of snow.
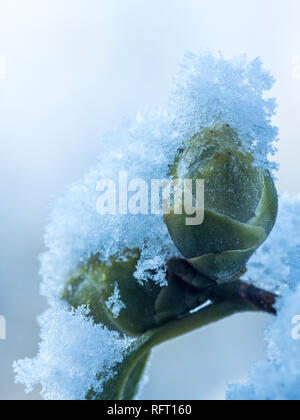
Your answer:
[170,52,278,172]
[245,196,300,294]
[40,111,180,306]
[106,283,126,318]
[14,307,130,400]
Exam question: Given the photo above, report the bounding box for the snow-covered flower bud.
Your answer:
[62,250,210,336]
[62,250,161,337]
[164,124,278,285]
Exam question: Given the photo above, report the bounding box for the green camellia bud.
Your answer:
[164,124,278,285]
[63,250,211,336]
[62,250,162,337]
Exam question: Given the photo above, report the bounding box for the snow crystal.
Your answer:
[14,307,130,400]
[245,196,300,294]
[106,283,126,318]
[134,251,168,287]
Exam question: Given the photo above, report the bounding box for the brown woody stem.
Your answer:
[211,280,277,315]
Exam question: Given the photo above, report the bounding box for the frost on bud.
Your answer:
[62,250,161,337]
[164,124,278,285]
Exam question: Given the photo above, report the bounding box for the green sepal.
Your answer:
[250,172,278,234]
[165,208,267,259]
[188,247,255,285]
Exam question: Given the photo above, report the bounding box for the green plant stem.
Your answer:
[118,300,253,399]
[145,300,252,348]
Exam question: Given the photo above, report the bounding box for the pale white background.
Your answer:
[0,0,299,400]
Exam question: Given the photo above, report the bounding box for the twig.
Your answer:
[211,280,277,315]
[167,257,277,316]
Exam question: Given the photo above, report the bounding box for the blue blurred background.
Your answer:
[0,0,299,400]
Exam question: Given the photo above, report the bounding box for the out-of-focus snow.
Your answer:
[228,198,300,400]
[246,196,300,294]
[228,281,300,400]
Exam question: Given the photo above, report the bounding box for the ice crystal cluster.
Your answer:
[170,52,278,171]
[106,283,126,319]
[14,52,285,400]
